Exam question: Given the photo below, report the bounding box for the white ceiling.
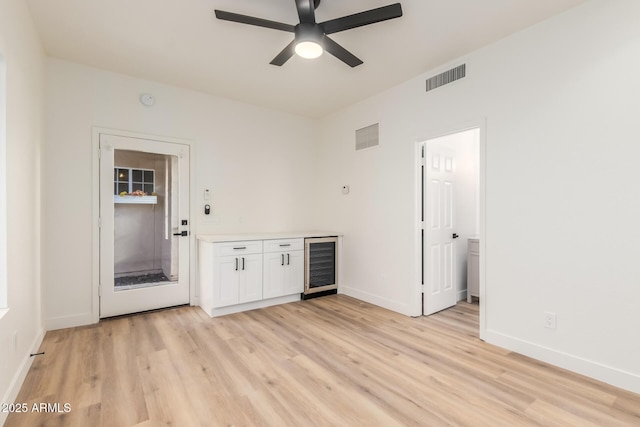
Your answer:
[26,0,586,118]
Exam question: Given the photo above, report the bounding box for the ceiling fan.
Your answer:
[214,0,403,67]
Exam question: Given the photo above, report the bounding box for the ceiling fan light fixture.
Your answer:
[215,2,403,67]
[295,40,323,59]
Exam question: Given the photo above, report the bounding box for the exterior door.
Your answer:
[99,134,190,317]
[423,142,457,315]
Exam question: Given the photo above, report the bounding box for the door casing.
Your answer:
[414,120,486,340]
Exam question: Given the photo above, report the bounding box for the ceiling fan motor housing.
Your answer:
[295,23,325,45]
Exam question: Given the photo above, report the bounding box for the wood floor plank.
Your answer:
[5,295,640,426]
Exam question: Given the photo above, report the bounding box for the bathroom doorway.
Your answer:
[421,128,480,315]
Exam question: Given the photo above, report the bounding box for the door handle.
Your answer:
[281,254,284,266]
[235,258,238,271]
[242,257,245,271]
[452,233,459,239]
[173,230,188,237]
[287,253,290,265]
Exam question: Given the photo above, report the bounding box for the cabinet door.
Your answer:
[467,251,480,301]
[263,252,286,299]
[239,254,263,304]
[284,250,304,295]
[213,256,240,308]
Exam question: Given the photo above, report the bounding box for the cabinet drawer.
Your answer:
[214,240,263,257]
[468,239,479,254]
[263,238,304,253]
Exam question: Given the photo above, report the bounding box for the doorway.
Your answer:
[421,128,480,316]
[98,133,190,318]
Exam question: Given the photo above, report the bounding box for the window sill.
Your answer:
[113,195,157,205]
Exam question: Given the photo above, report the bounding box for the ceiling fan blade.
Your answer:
[214,10,295,32]
[320,3,403,35]
[322,36,363,67]
[270,40,297,66]
[295,0,316,24]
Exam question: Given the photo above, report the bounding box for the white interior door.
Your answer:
[99,134,190,318]
[423,142,457,315]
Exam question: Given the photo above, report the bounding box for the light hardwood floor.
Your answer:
[6,295,640,426]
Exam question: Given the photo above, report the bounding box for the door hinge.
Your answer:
[421,221,425,230]
[98,217,102,228]
[98,285,101,297]
[98,148,101,159]
[421,284,425,293]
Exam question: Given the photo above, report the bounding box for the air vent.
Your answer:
[355,123,379,151]
[426,64,466,92]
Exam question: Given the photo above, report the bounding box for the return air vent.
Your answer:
[355,123,379,151]
[426,64,466,92]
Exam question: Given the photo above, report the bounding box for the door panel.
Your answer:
[239,254,262,303]
[444,241,454,291]
[285,251,304,295]
[263,252,286,299]
[430,179,441,229]
[429,245,441,295]
[214,257,239,308]
[424,142,457,315]
[99,134,190,317]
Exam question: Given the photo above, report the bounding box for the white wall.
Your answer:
[42,59,319,329]
[0,0,45,422]
[316,0,640,393]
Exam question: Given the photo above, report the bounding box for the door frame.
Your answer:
[413,119,487,340]
[91,127,197,323]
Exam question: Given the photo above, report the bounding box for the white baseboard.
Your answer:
[0,328,45,426]
[485,329,640,395]
[340,286,416,317]
[204,294,301,317]
[46,312,95,330]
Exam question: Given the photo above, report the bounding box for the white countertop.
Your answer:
[197,231,342,243]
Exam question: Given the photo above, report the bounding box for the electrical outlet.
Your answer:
[544,311,557,329]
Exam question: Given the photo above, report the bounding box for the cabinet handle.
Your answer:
[233,247,246,250]
[287,253,290,265]
[281,254,284,266]
[242,257,245,270]
[235,258,238,271]
[279,244,291,247]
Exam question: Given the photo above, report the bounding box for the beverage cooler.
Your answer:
[303,236,338,299]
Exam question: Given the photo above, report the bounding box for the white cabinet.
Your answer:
[199,240,263,310]
[263,238,304,299]
[198,237,306,317]
[213,253,263,307]
[467,238,479,303]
